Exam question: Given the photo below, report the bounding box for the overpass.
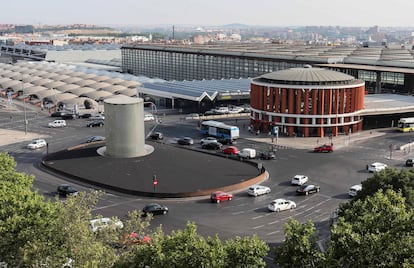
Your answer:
[0,45,46,61]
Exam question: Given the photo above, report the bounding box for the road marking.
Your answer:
[305,206,314,212]
[252,225,264,229]
[232,211,245,215]
[252,215,264,220]
[266,230,280,235]
[268,220,279,225]
[294,211,305,216]
[314,208,321,213]
[91,198,142,211]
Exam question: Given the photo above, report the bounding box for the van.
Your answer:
[144,113,155,121]
[48,120,66,128]
[238,148,256,159]
[348,184,362,197]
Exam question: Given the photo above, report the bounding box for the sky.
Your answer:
[4,0,414,27]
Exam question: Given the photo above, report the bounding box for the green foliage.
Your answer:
[224,235,269,268]
[114,222,268,268]
[358,168,414,208]
[326,189,414,267]
[274,218,324,268]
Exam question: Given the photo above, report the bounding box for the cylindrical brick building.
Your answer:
[104,96,148,158]
[250,65,365,137]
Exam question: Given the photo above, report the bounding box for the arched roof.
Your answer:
[55,84,80,92]
[23,75,43,83]
[80,90,113,101]
[88,82,112,90]
[105,77,125,85]
[0,80,20,89]
[24,85,48,94]
[0,69,13,76]
[118,80,141,88]
[102,84,128,93]
[8,82,32,92]
[44,80,66,89]
[53,74,71,81]
[57,96,98,108]
[39,72,60,79]
[30,89,60,99]
[0,77,12,85]
[76,72,98,79]
[66,86,96,96]
[258,66,355,85]
[90,75,111,82]
[45,92,78,103]
[54,69,75,75]
[73,79,97,87]
[61,76,83,84]
[31,78,54,87]
[115,87,137,97]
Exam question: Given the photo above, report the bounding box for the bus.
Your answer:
[200,120,240,140]
[397,117,414,132]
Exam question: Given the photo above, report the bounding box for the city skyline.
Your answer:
[4,0,414,28]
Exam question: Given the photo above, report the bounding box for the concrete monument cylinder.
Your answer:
[104,96,146,158]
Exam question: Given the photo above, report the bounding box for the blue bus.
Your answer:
[200,120,240,140]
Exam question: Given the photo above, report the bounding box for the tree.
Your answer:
[326,189,414,267]
[114,222,269,268]
[274,218,324,268]
[224,235,269,268]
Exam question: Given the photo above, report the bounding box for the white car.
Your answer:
[291,175,309,185]
[144,113,155,121]
[89,217,124,232]
[89,114,105,120]
[348,184,362,197]
[368,162,387,172]
[200,137,218,145]
[247,185,271,196]
[268,199,296,212]
[27,139,47,149]
[48,120,66,128]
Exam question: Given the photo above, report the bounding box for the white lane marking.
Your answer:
[91,199,142,211]
[252,215,264,220]
[294,211,305,216]
[267,230,280,236]
[252,225,264,229]
[268,220,279,225]
[232,211,245,215]
[305,206,314,212]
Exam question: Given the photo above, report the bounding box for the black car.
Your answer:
[78,113,92,119]
[149,132,164,140]
[57,184,79,197]
[61,113,76,120]
[202,141,223,150]
[217,138,236,145]
[406,157,414,167]
[142,203,168,216]
[296,184,320,196]
[50,111,67,117]
[177,137,194,145]
[259,151,276,160]
[85,136,106,143]
[86,120,104,127]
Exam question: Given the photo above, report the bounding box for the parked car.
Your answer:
[223,146,239,155]
[405,157,414,167]
[200,137,218,145]
[48,119,66,128]
[210,191,233,203]
[86,120,104,127]
[149,132,164,140]
[267,198,296,212]
[177,137,194,145]
[27,139,47,149]
[259,151,276,160]
[50,111,67,117]
[238,148,256,159]
[89,217,124,232]
[85,136,105,143]
[78,113,92,119]
[291,175,309,185]
[142,203,169,216]
[348,184,362,197]
[296,184,320,195]
[247,185,271,196]
[61,113,76,120]
[368,162,387,172]
[57,184,79,197]
[314,144,333,153]
[202,141,223,150]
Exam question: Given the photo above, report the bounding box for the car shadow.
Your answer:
[332,193,351,200]
[253,207,270,213]
[278,181,292,187]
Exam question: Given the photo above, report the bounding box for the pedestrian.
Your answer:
[9,115,12,122]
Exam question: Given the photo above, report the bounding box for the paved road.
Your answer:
[1,104,414,248]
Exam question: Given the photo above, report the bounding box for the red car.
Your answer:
[223,146,239,155]
[314,144,333,153]
[210,191,233,203]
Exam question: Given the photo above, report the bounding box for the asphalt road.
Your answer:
[1,109,413,254]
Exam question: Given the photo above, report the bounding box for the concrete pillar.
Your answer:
[104,97,148,158]
[376,71,382,94]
